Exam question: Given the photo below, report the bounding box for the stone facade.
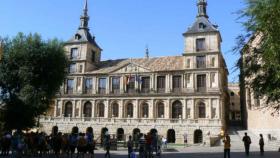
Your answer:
[228,83,241,125]
[40,0,228,145]
[240,33,280,141]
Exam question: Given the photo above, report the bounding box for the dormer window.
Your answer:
[199,23,206,30]
[75,34,81,40]
[196,38,206,51]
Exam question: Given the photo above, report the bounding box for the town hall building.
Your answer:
[41,0,229,145]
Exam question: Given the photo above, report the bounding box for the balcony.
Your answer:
[157,88,165,93]
[84,89,92,94]
[197,87,206,92]
[66,89,73,94]
[140,88,150,93]
[111,89,120,94]
[98,89,106,94]
[172,88,182,93]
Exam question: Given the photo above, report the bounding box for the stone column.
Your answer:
[104,100,109,118]
[72,100,76,118]
[79,100,83,118]
[120,76,124,93]
[149,100,154,119]
[182,99,187,119]
[154,74,158,92]
[54,100,58,117]
[134,100,138,119]
[192,99,195,119]
[165,99,170,119]
[106,77,110,94]
[91,100,95,118]
[93,76,97,94]
[151,74,155,92]
[208,99,212,119]
[119,100,123,118]
[217,99,220,119]
[166,74,170,93]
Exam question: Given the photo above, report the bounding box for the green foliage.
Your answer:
[0,33,68,130]
[237,0,280,111]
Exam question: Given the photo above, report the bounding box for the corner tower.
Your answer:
[65,0,102,73]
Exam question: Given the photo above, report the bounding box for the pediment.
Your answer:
[111,63,151,74]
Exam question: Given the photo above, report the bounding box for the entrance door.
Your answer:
[194,130,203,144]
[167,129,176,143]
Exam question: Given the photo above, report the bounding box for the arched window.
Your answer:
[157,102,165,118]
[83,102,92,117]
[112,103,119,117]
[172,101,182,119]
[126,103,133,118]
[64,102,73,117]
[97,103,105,117]
[141,103,149,118]
[117,128,124,141]
[198,102,206,118]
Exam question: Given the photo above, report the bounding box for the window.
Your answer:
[127,76,135,93]
[172,75,182,92]
[112,103,119,117]
[196,38,206,51]
[112,77,120,94]
[97,103,105,117]
[198,102,206,118]
[141,103,149,118]
[141,77,150,93]
[77,77,81,87]
[79,65,83,73]
[211,57,215,67]
[91,50,96,62]
[186,74,191,84]
[69,64,76,73]
[199,23,206,29]
[157,76,166,93]
[70,48,78,59]
[98,78,106,94]
[196,56,206,68]
[66,79,74,94]
[230,92,235,96]
[126,103,133,118]
[85,78,93,94]
[157,102,165,118]
[186,59,191,68]
[210,73,215,86]
[197,74,206,92]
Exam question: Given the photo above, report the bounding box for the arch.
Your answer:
[198,102,206,118]
[83,101,92,117]
[156,102,165,118]
[97,102,105,117]
[167,129,176,143]
[133,128,141,141]
[172,100,182,119]
[101,127,108,144]
[125,103,134,118]
[71,126,79,134]
[111,102,119,117]
[150,129,158,135]
[140,102,149,118]
[194,129,203,144]
[86,127,93,134]
[117,128,124,141]
[64,102,73,117]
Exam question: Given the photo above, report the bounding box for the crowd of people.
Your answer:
[0,126,165,158]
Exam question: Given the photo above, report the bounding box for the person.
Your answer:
[69,130,78,158]
[162,137,167,149]
[223,134,231,158]
[138,134,146,158]
[127,135,133,158]
[85,128,95,158]
[104,133,111,158]
[259,134,264,155]
[146,133,152,158]
[242,132,251,156]
[1,132,12,156]
[77,133,87,158]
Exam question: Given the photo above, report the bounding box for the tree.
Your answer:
[0,33,68,130]
[236,0,280,112]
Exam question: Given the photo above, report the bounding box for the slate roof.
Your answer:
[183,16,219,35]
[65,28,102,50]
[88,56,185,74]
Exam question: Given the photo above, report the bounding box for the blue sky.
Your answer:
[0,0,245,82]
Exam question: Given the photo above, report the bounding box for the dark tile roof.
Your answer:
[183,16,219,35]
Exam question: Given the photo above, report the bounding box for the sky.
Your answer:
[0,0,245,82]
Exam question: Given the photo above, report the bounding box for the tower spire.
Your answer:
[145,45,149,59]
[80,0,90,30]
[197,0,208,18]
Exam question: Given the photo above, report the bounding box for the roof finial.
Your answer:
[145,45,149,59]
[80,0,90,30]
[197,0,208,18]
